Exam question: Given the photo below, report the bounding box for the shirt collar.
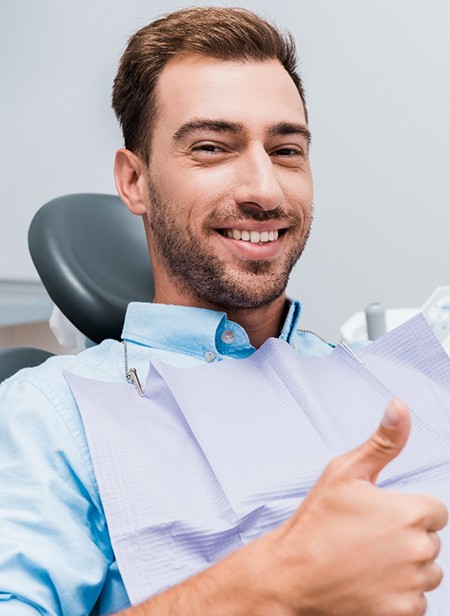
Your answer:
[121,300,302,361]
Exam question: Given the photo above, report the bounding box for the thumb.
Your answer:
[343,398,411,484]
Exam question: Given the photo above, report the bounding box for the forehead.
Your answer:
[153,55,307,138]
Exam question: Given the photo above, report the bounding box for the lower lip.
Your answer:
[215,231,285,260]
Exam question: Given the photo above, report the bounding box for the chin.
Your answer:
[196,272,289,311]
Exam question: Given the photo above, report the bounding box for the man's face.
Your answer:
[144,55,313,310]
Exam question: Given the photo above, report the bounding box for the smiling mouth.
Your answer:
[218,228,284,244]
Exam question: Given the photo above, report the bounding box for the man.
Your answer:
[0,7,446,615]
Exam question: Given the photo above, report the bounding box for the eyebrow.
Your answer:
[173,120,244,141]
[173,119,311,144]
[267,122,312,145]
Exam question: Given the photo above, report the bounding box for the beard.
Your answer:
[147,177,312,310]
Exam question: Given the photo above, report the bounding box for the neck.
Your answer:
[153,284,288,349]
[224,296,289,349]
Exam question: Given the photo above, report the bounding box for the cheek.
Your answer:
[182,176,236,226]
[162,162,231,203]
[277,165,313,202]
[285,183,313,217]
[189,165,235,203]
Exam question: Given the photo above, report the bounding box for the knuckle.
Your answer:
[427,563,444,591]
[370,429,398,456]
[394,594,427,616]
[411,595,427,616]
[411,535,436,563]
[412,494,447,528]
[430,494,447,516]
[429,532,442,559]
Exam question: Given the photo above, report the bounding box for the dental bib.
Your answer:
[66,314,450,612]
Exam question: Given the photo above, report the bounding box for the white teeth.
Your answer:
[223,229,279,243]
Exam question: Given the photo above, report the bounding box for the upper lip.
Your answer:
[216,222,287,232]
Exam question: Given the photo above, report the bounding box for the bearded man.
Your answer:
[0,7,446,616]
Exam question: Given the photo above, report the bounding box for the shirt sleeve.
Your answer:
[0,372,114,615]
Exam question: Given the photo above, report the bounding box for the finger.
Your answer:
[426,531,442,561]
[416,494,449,532]
[333,398,411,484]
[422,561,444,592]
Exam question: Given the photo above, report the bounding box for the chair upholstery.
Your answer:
[0,347,54,383]
[28,193,154,344]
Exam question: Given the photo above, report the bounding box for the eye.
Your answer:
[271,147,304,157]
[192,143,225,154]
[190,141,232,164]
[269,144,308,168]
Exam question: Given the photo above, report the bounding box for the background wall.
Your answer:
[1,0,449,342]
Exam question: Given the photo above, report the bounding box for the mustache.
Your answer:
[205,204,303,225]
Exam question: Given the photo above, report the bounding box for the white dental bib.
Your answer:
[66,314,450,613]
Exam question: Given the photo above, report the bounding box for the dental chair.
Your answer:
[0,193,153,382]
[28,193,154,344]
[0,347,54,383]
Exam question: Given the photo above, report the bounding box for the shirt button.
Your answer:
[221,330,235,344]
[204,351,216,363]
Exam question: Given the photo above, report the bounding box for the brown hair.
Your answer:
[112,6,307,162]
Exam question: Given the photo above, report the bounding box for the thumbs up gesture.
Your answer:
[133,400,448,616]
[264,399,448,615]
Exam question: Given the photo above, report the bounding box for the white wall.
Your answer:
[2,0,449,341]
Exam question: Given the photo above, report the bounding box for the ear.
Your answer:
[114,148,148,215]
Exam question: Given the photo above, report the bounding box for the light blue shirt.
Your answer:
[0,301,332,615]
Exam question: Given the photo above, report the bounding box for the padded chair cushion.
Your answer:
[28,194,154,343]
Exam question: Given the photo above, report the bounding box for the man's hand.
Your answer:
[265,398,448,615]
[121,399,447,616]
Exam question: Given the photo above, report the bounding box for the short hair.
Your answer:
[112,6,307,162]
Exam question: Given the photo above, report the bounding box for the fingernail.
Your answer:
[382,399,401,428]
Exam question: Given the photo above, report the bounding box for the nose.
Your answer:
[234,145,284,211]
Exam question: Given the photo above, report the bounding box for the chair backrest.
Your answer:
[28,193,154,344]
[0,347,54,383]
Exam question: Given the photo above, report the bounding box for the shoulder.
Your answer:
[0,338,122,400]
[0,339,123,496]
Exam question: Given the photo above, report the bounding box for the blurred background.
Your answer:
[1,0,449,350]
